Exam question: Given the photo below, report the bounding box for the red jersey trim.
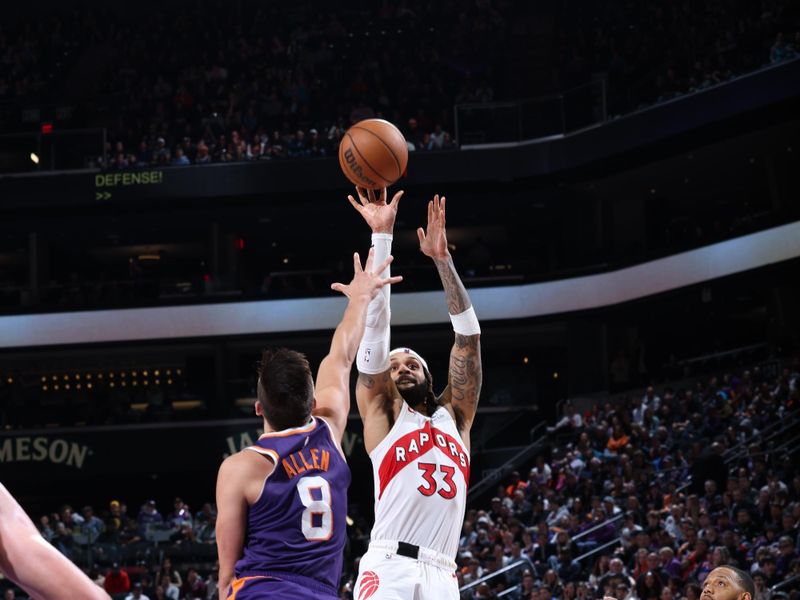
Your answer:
[377,422,469,498]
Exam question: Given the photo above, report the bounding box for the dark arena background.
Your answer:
[1,0,799,599]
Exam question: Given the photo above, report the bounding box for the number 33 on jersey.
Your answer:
[368,403,470,559]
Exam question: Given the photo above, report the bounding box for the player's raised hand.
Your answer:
[417,194,450,260]
[347,186,404,234]
[331,248,402,300]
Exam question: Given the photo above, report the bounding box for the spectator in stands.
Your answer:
[531,457,553,487]
[125,582,149,600]
[154,557,182,589]
[506,471,528,498]
[462,557,485,585]
[79,506,105,541]
[169,497,192,528]
[549,403,584,434]
[52,521,75,559]
[104,562,131,595]
[637,570,663,600]
[520,569,537,597]
[770,33,793,64]
[137,500,163,534]
[59,504,84,529]
[776,536,799,578]
[607,425,631,455]
[37,515,54,542]
[600,557,635,590]
[170,148,190,166]
[154,579,179,600]
[181,568,206,599]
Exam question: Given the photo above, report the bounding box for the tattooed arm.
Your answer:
[418,195,483,440]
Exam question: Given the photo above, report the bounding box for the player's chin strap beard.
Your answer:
[398,376,438,416]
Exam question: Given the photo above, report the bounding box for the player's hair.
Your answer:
[257,348,314,431]
[422,367,438,413]
[725,566,755,599]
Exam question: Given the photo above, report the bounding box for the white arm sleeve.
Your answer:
[356,233,392,374]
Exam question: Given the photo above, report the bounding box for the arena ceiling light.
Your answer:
[29,153,39,164]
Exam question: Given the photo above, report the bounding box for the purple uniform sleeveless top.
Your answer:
[234,417,350,595]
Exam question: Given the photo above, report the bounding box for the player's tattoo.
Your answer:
[448,334,482,432]
[357,371,390,390]
[433,257,470,315]
[358,373,375,389]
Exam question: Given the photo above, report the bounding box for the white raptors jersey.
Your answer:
[368,401,469,559]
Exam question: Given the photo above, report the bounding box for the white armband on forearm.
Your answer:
[370,233,392,279]
[357,233,393,374]
[450,305,481,335]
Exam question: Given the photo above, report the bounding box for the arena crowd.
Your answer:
[0,1,798,170]
[1,360,797,599]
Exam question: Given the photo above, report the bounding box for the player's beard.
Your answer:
[397,379,429,411]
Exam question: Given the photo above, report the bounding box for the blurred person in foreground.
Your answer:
[0,482,109,599]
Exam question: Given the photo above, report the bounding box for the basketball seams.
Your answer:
[350,125,403,179]
[344,132,394,187]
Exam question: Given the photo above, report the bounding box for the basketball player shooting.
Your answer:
[0,482,110,599]
[215,249,401,600]
[347,188,482,600]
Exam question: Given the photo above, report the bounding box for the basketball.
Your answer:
[338,119,409,190]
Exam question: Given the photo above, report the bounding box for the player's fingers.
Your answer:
[347,195,363,213]
[382,275,403,286]
[379,187,387,205]
[353,251,363,273]
[367,188,377,204]
[363,246,376,271]
[440,196,446,219]
[428,199,434,224]
[389,190,404,209]
[355,186,368,206]
[416,227,426,245]
[330,282,348,295]
[374,254,394,275]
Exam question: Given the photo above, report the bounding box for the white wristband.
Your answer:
[357,337,391,374]
[450,306,481,335]
[357,233,393,374]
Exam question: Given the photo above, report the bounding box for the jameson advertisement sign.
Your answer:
[0,419,368,481]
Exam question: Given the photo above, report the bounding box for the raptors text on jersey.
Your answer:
[368,403,469,559]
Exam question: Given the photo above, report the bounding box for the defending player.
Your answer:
[601,567,755,600]
[347,189,482,599]
[701,567,755,600]
[0,482,110,600]
[215,249,401,600]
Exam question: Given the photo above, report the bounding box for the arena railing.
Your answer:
[0,127,106,174]
[771,574,800,594]
[454,80,607,147]
[723,407,800,463]
[459,556,535,598]
[571,512,625,544]
[467,422,548,503]
[575,536,624,565]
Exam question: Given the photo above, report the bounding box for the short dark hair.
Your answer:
[723,566,755,599]
[257,348,314,430]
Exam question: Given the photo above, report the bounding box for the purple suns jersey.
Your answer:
[233,417,350,595]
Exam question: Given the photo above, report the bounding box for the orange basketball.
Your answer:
[338,119,408,190]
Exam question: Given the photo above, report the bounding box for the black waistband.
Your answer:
[396,541,420,560]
